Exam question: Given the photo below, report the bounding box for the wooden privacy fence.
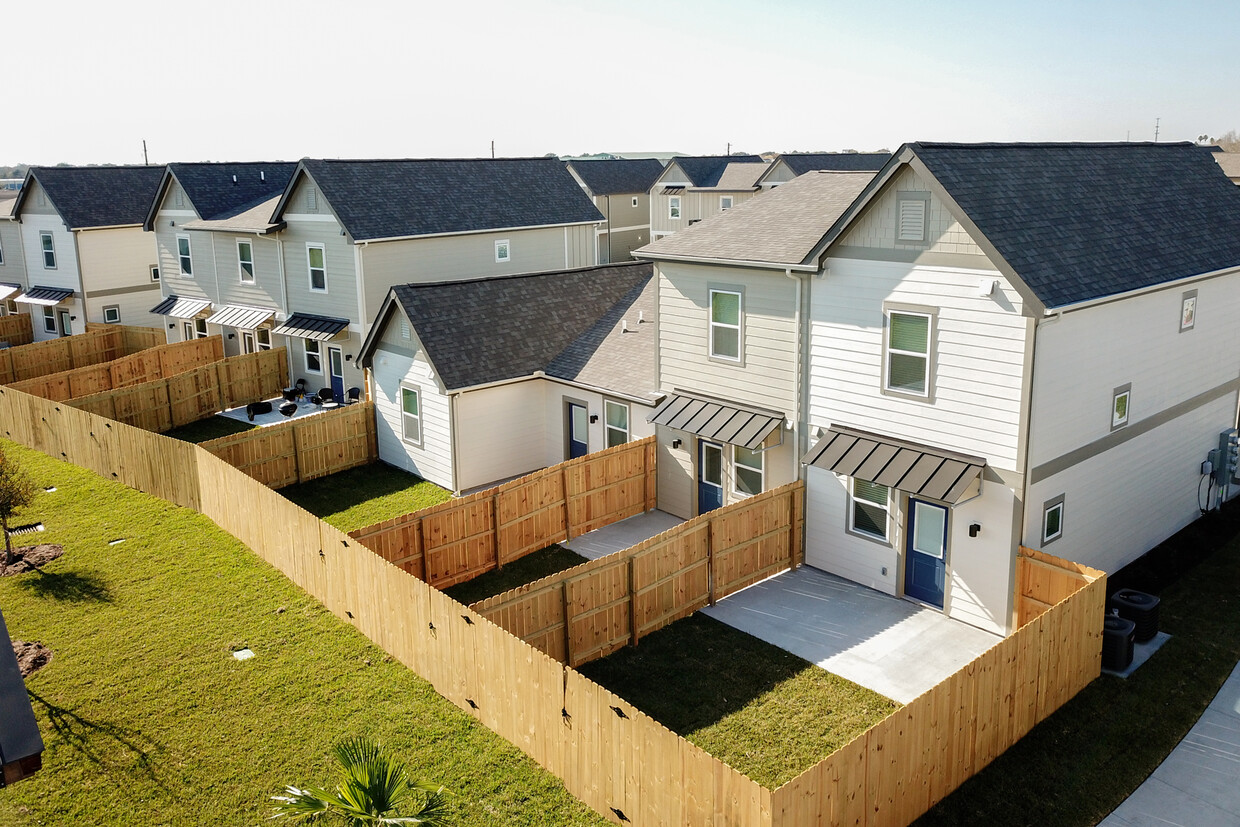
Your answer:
[0,385,1107,827]
[84,322,164,353]
[0,313,33,347]
[1015,545,1105,627]
[0,324,161,385]
[473,482,805,667]
[68,347,289,432]
[349,437,658,589]
[201,402,378,488]
[9,336,224,401]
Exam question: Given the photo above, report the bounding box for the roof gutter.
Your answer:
[352,219,603,246]
[1044,262,1240,315]
[640,251,818,273]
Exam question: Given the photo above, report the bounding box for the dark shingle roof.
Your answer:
[386,262,656,397]
[27,165,164,228]
[298,158,604,241]
[908,142,1240,307]
[778,152,891,175]
[168,162,297,221]
[671,155,764,187]
[567,159,665,195]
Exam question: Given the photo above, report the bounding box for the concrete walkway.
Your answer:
[219,395,338,427]
[563,510,683,560]
[1100,662,1240,826]
[701,566,1002,703]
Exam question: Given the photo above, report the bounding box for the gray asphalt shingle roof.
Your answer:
[26,165,164,228]
[778,152,891,175]
[383,262,656,398]
[669,155,764,187]
[166,162,297,222]
[567,159,665,195]
[908,142,1240,307]
[297,157,605,241]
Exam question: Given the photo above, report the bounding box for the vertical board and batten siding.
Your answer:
[1024,276,1240,574]
[370,331,454,491]
[208,232,284,313]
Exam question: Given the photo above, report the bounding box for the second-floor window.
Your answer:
[885,309,933,397]
[177,235,193,276]
[307,244,327,292]
[237,240,255,283]
[709,289,742,361]
[150,264,160,282]
[40,232,56,269]
[669,196,681,220]
[0,236,5,265]
[495,239,511,263]
[720,196,733,211]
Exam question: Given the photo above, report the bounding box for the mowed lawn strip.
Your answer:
[577,613,899,788]
[281,462,452,533]
[915,502,1240,826]
[0,441,606,827]
[443,545,589,606]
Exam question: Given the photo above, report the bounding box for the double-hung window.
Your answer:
[401,386,422,444]
[733,445,763,496]
[177,235,193,276]
[307,244,327,292]
[885,309,933,397]
[237,240,255,283]
[43,307,57,333]
[256,328,271,351]
[669,196,681,220]
[709,289,742,361]
[40,232,56,269]
[604,400,629,448]
[849,478,889,541]
[304,339,322,373]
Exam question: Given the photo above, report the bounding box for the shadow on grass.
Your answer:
[28,689,167,791]
[443,545,588,607]
[164,416,257,444]
[17,568,113,603]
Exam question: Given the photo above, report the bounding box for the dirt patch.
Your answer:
[1,544,64,576]
[12,640,52,677]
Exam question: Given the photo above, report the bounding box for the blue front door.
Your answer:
[567,402,588,459]
[327,346,345,401]
[904,499,947,608]
[698,440,724,515]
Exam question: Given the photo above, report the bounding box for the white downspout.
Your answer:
[786,267,804,484]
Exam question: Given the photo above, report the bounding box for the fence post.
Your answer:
[492,491,503,569]
[628,556,638,648]
[414,518,427,582]
[562,464,573,542]
[562,580,573,666]
[787,488,797,571]
[290,422,303,485]
[706,518,716,607]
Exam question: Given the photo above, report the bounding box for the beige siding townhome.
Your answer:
[756,151,890,189]
[648,155,766,240]
[565,158,665,263]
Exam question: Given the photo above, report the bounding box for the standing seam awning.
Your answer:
[150,295,212,319]
[648,391,784,450]
[14,286,74,306]
[803,425,986,503]
[271,312,350,341]
[205,305,275,330]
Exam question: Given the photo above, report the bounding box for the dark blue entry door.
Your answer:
[904,499,947,608]
[567,402,588,459]
[698,440,724,515]
[327,345,345,401]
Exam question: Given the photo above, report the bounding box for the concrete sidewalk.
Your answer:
[563,510,683,560]
[1100,662,1240,826]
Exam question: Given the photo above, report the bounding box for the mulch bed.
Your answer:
[12,640,52,677]
[1,544,64,576]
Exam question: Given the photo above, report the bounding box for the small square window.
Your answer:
[1042,495,1065,545]
[631,196,639,208]
[149,264,160,282]
[897,196,927,243]
[669,196,681,220]
[305,339,322,373]
[102,305,120,324]
[1111,385,1131,430]
[495,239,511,263]
[720,196,733,212]
[1180,290,1197,332]
[401,386,422,444]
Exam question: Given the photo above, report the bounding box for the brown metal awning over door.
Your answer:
[803,425,985,503]
[648,391,785,450]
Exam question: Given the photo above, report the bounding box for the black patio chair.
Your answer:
[315,387,336,407]
[279,402,298,417]
[346,387,362,404]
[294,378,308,400]
[282,387,299,403]
[246,401,273,422]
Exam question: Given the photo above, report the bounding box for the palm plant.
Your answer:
[272,737,451,825]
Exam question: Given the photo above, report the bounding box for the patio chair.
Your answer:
[281,387,299,403]
[246,401,273,422]
[346,387,362,404]
[279,402,298,417]
[294,378,308,401]
[315,388,337,407]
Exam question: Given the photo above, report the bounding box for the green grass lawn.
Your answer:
[163,415,257,444]
[577,613,898,788]
[915,501,1240,826]
[443,545,589,607]
[280,463,452,533]
[0,441,606,826]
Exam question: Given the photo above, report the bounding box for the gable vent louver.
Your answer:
[898,199,926,242]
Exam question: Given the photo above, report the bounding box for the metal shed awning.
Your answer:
[14,286,73,306]
[271,312,349,341]
[0,283,20,301]
[648,391,785,450]
[150,295,211,319]
[661,186,685,195]
[803,425,986,504]
[205,304,275,330]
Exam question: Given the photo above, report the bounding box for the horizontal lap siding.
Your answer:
[280,219,358,322]
[372,342,452,490]
[154,225,211,303]
[0,221,28,288]
[805,465,898,594]
[211,233,284,313]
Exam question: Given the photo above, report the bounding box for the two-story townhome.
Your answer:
[359,262,658,493]
[756,152,890,189]
[144,161,298,352]
[10,166,164,339]
[637,171,876,519]
[648,155,765,240]
[565,158,665,263]
[261,157,605,399]
[0,192,25,317]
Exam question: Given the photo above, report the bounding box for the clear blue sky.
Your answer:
[10,0,1238,165]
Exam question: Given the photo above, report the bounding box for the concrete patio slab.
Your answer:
[564,510,683,560]
[1100,662,1240,827]
[701,566,1002,703]
[219,396,342,428]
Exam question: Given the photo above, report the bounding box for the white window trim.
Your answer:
[732,444,764,497]
[241,331,256,354]
[40,231,56,269]
[631,196,639,208]
[720,195,733,212]
[304,338,323,373]
[256,327,271,351]
[194,318,208,339]
[1180,290,1197,333]
[897,195,929,243]
[43,306,57,333]
[307,243,327,293]
[1042,496,1065,545]
[494,239,511,263]
[668,196,681,220]
[847,477,890,543]
[604,399,629,448]
[237,239,255,284]
[149,264,160,282]
[1111,385,1131,431]
[176,234,193,277]
[102,305,121,324]
[709,288,743,363]
[183,321,194,341]
[400,385,423,446]
[883,308,934,400]
[0,236,5,265]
